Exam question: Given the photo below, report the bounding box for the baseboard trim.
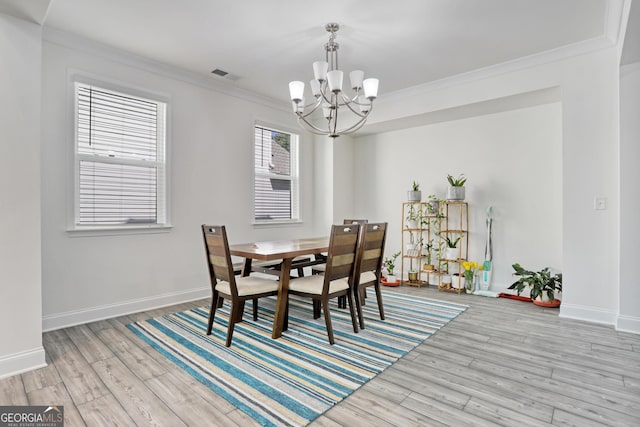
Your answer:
[616,314,640,334]
[42,286,210,332]
[0,347,47,380]
[559,303,617,325]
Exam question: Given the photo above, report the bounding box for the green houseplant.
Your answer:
[508,263,563,307]
[446,174,466,201]
[407,180,422,202]
[383,251,401,281]
[442,235,461,260]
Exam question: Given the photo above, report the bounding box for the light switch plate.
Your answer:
[594,197,607,210]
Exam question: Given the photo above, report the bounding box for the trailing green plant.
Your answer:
[423,240,434,264]
[405,204,420,223]
[508,263,563,301]
[447,174,467,187]
[383,251,401,275]
[411,180,420,191]
[442,235,461,248]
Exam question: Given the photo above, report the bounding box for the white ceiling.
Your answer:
[5,0,637,102]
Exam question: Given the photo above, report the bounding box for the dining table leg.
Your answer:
[272,257,292,339]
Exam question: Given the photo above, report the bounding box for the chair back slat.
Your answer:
[355,223,388,280]
[325,225,360,284]
[343,219,368,225]
[201,225,237,295]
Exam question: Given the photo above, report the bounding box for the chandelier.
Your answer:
[288,23,379,138]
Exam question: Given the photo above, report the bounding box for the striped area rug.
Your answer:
[127,289,467,427]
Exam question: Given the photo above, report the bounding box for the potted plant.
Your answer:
[383,251,401,283]
[405,204,420,229]
[508,263,563,307]
[426,194,441,215]
[442,235,461,260]
[422,240,435,270]
[408,269,419,282]
[407,181,422,202]
[446,174,466,201]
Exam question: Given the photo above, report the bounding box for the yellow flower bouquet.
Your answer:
[461,261,482,283]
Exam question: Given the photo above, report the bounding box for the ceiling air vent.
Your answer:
[211,68,228,77]
[211,68,240,81]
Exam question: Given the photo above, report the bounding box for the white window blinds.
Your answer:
[254,125,299,221]
[75,83,167,226]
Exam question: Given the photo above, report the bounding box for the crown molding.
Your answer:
[42,27,290,113]
[379,35,615,106]
[621,60,640,75]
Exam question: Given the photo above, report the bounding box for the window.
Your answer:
[74,82,167,228]
[254,125,299,222]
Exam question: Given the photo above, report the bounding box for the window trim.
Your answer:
[252,122,300,225]
[67,72,172,234]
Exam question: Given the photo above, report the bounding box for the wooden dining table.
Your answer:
[229,236,329,338]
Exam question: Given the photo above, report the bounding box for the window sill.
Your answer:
[252,219,303,227]
[67,224,173,237]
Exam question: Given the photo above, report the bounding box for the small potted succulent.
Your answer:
[407,181,422,202]
[446,174,466,201]
[508,263,563,307]
[383,251,401,283]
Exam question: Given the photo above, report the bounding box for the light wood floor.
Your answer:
[2,286,639,426]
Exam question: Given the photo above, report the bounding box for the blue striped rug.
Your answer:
[127,289,467,426]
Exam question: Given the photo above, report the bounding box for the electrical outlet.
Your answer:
[594,197,607,210]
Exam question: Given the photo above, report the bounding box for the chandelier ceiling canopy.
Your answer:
[288,23,379,138]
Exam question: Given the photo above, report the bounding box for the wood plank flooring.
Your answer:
[2,286,639,426]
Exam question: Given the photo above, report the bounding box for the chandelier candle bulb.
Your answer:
[313,61,329,81]
[359,96,370,113]
[350,70,364,90]
[288,81,305,102]
[309,79,321,97]
[363,78,379,99]
[322,103,332,119]
[327,70,343,93]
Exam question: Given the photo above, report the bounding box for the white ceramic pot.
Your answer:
[451,275,462,289]
[442,274,452,284]
[444,247,459,260]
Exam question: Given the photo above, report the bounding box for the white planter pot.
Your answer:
[442,274,452,284]
[451,275,462,289]
[428,273,439,285]
[406,220,418,229]
[386,274,396,283]
[444,247,459,260]
[447,186,465,201]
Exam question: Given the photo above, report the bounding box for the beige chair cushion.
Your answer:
[288,275,349,295]
[359,271,378,285]
[215,276,278,296]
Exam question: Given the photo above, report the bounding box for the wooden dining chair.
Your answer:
[287,224,361,344]
[311,219,368,280]
[201,225,279,347]
[352,222,388,329]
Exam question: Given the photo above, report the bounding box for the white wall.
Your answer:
[40,33,318,330]
[0,14,46,378]
[352,103,563,290]
[352,46,620,325]
[619,62,640,333]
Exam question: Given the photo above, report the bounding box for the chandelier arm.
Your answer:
[299,98,322,119]
[340,95,368,118]
[296,114,333,135]
[333,104,374,135]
